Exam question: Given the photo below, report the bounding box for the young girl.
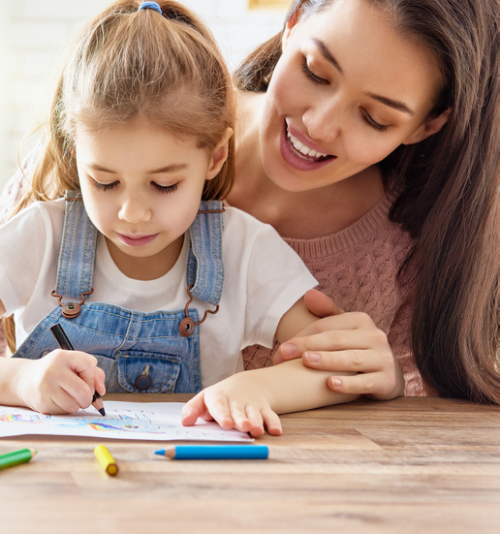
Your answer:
[0,0,356,437]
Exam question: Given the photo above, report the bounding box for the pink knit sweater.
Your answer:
[241,193,435,397]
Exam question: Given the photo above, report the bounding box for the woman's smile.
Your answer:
[280,121,336,172]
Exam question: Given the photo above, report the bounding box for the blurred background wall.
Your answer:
[0,0,290,192]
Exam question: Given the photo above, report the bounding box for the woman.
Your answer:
[1,0,498,404]
[231,0,498,403]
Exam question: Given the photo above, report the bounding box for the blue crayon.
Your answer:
[154,445,269,460]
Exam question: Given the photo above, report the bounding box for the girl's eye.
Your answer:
[301,60,328,85]
[93,180,118,191]
[152,182,178,194]
[362,112,389,132]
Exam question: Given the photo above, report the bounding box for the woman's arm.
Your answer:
[274,289,406,400]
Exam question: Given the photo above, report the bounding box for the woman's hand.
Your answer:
[273,289,405,400]
[182,372,282,438]
[15,350,106,414]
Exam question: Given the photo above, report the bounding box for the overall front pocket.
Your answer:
[117,350,181,393]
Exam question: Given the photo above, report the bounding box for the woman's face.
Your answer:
[260,0,449,192]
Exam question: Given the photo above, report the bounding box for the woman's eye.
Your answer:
[362,112,389,132]
[301,60,328,85]
[93,179,118,191]
[152,182,178,194]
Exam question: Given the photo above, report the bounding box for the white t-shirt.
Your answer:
[0,199,317,386]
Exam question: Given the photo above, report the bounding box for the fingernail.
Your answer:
[331,378,343,389]
[306,352,321,364]
[273,354,284,364]
[280,343,297,358]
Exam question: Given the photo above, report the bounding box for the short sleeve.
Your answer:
[242,224,318,348]
[0,201,62,315]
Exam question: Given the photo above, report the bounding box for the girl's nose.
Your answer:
[118,195,152,224]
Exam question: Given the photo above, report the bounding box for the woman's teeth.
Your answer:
[287,130,330,160]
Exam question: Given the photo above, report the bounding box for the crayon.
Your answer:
[0,448,37,471]
[154,445,269,460]
[94,445,119,476]
[49,323,106,416]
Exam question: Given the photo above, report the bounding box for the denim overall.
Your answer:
[12,191,224,394]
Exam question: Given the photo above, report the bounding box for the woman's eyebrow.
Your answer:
[367,93,414,116]
[312,38,343,74]
[311,38,415,116]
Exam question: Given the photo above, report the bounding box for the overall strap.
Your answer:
[54,191,98,299]
[186,200,225,306]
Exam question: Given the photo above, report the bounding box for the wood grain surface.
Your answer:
[0,395,498,534]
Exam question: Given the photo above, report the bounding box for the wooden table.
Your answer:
[1,395,499,534]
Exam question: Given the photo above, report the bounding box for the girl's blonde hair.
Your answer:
[5,0,235,352]
[15,0,235,213]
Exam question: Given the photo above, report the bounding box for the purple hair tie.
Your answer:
[138,1,162,15]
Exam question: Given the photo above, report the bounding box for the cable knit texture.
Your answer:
[241,193,436,396]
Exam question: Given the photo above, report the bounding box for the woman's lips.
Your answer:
[117,233,158,247]
[279,121,336,172]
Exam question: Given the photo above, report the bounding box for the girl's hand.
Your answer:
[181,373,282,438]
[274,289,405,400]
[15,350,106,414]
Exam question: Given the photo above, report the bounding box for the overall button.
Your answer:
[135,364,152,390]
[135,375,152,390]
[62,302,81,318]
[179,317,196,337]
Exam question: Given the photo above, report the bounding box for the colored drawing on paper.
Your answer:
[0,401,253,442]
[1,413,46,424]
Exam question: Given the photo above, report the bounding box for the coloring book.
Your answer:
[0,401,252,442]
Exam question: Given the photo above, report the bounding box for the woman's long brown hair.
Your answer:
[235,0,499,404]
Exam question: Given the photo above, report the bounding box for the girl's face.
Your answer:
[260,0,449,192]
[76,115,230,280]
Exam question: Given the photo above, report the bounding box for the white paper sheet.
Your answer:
[0,401,253,442]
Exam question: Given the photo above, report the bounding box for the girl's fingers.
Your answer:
[93,367,107,397]
[59,372,95,410]
[244,406,265,438]
[181,393,207,426]
[261,408,282,436]
[301,349,383,373]
[47,388,85,415]
[205,395,234,430]
[228,402,253,433]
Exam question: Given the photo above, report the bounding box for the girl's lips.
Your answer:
[117,233,158,247]
[279,121,336,172]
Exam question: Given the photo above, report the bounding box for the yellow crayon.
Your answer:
[94,445,119,476]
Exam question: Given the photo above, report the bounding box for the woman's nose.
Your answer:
[303,97,344,145]
[118,195,152,224]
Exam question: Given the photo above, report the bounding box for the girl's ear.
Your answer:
[206,127,234,181]
[402,108,451,145]
[282,7,302,51]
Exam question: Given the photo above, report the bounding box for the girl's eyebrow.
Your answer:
[311,38,415,116]
[87,162,190,174]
